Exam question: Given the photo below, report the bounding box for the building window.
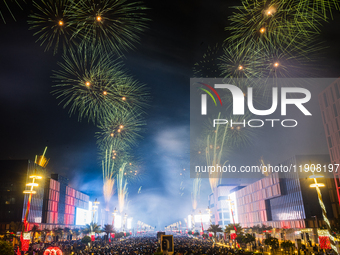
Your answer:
[218,196,229,201]
[335,83,340,99]
[328,136,333,148]
[334,104,338,117]
[218,221,223,225]
[223,212,230,218]
[326,124,330,136]
[324,93,328,107]
[331,88,336,102]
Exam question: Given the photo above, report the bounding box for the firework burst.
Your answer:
[96,110,145,148]
[68,0,149,55]
[226,0,323,54]
[28,0,76,55]
[218,44,264,80]
[193,44,223,79]
[257,42,325,80]
[0,0,23,23]
[296,0,339,22]
[98,142,143,180]
[52,47,147,123]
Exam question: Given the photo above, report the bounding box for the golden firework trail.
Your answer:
[191,176,201,210]
[102,145,116,205]
[117,162,128,213]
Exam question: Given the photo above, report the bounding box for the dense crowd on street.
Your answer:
[17,236,337,255]
[17,236,247,255]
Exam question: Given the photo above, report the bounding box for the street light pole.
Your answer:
[92,199,100,224]
[20,172,42,252]
[309,174,338,254]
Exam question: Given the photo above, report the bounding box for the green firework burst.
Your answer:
[68,0,149,55]
[28,0,76,55]
[0,0,24,23]
[52,47,148,123]
[193,44,223,79]
[226,0,323,53]
[296,0,339,22]
[96,109,145,149]
[218,44,264,80]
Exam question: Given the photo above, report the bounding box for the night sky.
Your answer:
[1,0,340,229]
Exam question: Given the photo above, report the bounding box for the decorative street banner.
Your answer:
[22,232,31,252]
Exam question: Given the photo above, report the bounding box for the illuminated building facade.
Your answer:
[42,174,89,228]
[208,184,237,228]
[319,79,340,206]
[234,155,339,229]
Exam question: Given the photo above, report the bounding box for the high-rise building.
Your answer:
[234,155,339,229]
[319,79,340,206]
[208,184,237,228]
[0,160,90,231]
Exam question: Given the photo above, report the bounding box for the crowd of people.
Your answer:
[17,235,338,255]
[18,236,250,255]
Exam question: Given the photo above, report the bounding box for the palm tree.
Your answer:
[30,224,40,243]
[224,223,243,234]
[53,227,64,242]
[41,228,50,243]
[207,224,223,242]
[72,228,81,240]
[63,227,71,241]
[82,222,101,235]
[102,224,114,242]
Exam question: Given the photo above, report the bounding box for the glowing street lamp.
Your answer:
[309,174,338,254]
[92,199,100,223]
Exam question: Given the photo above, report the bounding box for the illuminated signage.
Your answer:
[115,215,122,229]
[75,207,91,226]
